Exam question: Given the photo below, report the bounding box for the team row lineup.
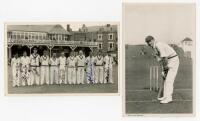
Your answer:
[11,47,114,87]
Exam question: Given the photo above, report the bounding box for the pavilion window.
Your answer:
[50,35,52,40]
[49,35,52,40]
[53,35,56,40]
[97,34,103,40]
[39,33,42,40]
[62,35,64,41]
[58,34,60,40]
[12,33,16,40]
[21,33,24,40]
[108,33,114,40]
[64,35,68,41]
[56,35,59,40]
[16,33,20,40]
[59,34,62,40]
[109,42,114,50]
[31,33,34,40]
[43,34,46,40]
[25,33,28,40]
[35,34,38,40]
[54,35,57,40]
[28,33,31,40]
[98,43,102,49]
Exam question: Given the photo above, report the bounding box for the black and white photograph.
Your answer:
[5,22,119,94]
[123,3,195,115]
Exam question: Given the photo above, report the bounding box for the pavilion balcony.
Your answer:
[7,38,98,47]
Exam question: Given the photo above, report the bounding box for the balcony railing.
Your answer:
[7,38,98,47]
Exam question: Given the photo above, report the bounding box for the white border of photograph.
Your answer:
[122,1,197,117]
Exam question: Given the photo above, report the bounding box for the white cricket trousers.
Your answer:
[12,68,20,87]
[50,66,59,84]
[59,65,66,84]
[68,67,76,84]
[30,67,40,85]
[65,67,68,84]
[40,66,49,85]
[163,56,179,100]
[95,66,104,83]
[108,67,113,83]
[77,67,85,84]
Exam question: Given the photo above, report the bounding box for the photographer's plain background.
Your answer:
[0,0,200,121]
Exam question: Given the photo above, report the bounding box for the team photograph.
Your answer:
[123,3,195,115]
[6,22,119,94]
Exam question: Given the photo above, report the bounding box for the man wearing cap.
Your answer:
[145,35,179,104]
[50,52,59,84]
[40,50,50,85]
[67,51,77,84]
[76,50,86,84]
[94,51,104,84]
[30,47,40,85]
[104,52,114,84]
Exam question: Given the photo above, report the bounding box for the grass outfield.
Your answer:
[125,48,193,114]
[7,65,118,94]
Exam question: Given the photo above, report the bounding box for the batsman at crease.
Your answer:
[145,35,180,104]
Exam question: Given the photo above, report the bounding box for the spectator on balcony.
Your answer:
[40,50,50,85]
[104,52,114,84]
[67,51,77,84]
[50,52,59,85]
[85,51,95,84]
[76,50,86,84]
[94,51,104,84]
[30,47,40,85]
[58,52,66,85]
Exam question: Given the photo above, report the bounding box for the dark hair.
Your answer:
[145,35,154,43]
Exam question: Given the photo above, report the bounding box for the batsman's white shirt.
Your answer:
[20,56,30,66]
[77,55,85,67]
[30,54,40,66]
[154,41,179,100]
[154,41,176,58]
[59,56,66,69]
[40,56,49,65]
[50,58,59,65]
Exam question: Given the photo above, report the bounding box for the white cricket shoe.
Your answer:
[160,98,172,104]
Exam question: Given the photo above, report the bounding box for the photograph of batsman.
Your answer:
[5,22,119,95]
[123,3,195,115]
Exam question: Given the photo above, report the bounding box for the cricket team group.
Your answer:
[10,47,114,87]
